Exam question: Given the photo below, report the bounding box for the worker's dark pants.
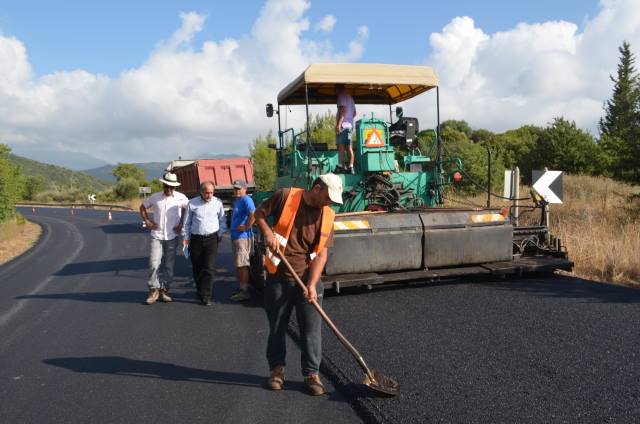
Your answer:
[264,275,324,376]
[188,234,219,298]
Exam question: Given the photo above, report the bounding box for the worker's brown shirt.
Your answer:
[257,188,334,281]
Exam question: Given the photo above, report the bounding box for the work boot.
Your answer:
[267,365,285,391]
[230,289,251,302]
[159,289,172,303]
[145,288,159,305]
[304,374,326,396]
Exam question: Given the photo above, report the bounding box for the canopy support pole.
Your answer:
[305,83,313,182]
[436,86,442,170]
[277,105,283,149]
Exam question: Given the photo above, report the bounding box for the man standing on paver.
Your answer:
[229,179,256,302]
[139,172,188,305]
[255,173,342,396]
[182,181,227,306]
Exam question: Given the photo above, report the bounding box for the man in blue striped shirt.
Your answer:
[182,181,228,306]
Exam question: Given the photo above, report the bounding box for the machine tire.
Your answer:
[249,235,266,291]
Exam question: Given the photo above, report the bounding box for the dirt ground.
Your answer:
[0,219,42,266]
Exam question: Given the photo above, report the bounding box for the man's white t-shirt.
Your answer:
[143,191,189,241]
[337,90,356,129]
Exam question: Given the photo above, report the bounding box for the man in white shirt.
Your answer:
[335,84,357,175]
[139,172,189,305]
[182,181,228,306]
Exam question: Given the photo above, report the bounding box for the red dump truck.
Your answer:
[171,157,255,210]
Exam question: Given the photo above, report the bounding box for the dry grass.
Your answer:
[0,216,42,266]
[550,175,640,287]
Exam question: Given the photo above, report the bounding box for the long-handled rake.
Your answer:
[276,250,400,396]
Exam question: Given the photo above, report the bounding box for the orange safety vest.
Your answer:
[264,188,335,275]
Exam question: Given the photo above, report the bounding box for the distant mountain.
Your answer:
[8,147,111,170]
[8,154,113,191]
[83,155,242,182]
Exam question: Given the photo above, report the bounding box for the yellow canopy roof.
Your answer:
[277,63,438,105]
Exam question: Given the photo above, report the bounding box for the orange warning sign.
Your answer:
[364,129,385,148]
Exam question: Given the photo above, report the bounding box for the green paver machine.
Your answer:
[252,63,572,291]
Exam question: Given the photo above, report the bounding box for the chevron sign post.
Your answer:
[532,170,563,204]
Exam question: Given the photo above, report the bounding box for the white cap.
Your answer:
[319,173,343,205]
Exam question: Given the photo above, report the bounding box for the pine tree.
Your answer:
[599,41,640,181]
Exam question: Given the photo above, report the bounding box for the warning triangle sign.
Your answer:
[365,129,384,147]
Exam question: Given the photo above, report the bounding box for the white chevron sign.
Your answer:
[532,170,563,204]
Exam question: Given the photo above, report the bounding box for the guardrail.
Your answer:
[16,202,134,211]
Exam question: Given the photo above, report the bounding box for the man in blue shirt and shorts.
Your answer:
[230,179,256,302]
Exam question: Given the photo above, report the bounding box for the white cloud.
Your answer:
[419,0,640,135]
[160,11,206,51]
[315,14,336,32]
[2,0,640,166]
[0,0,368,164]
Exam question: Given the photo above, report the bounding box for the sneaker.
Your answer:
[334,165,344,174]
[201,296,212,306]
[230,289,251,302]
[304,374,326,396]
[145,288,159,305]
[267,365,285,390]
[159,289,172,303]
[348,166,355,175]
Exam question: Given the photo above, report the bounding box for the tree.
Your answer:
[496,125,544,184]
[417,129,437,157]
[471,128,496,144]
[112,163,146,183]
[533,117,603,175]
[250,132,277,191]
[22,175,46,200]
[114,177,140,199]
[149,179,163,193]
[440,127,505,195]
[309,110,336,148]
[441,120,473,139]
[599,41,640,181]
[0,145,24,221]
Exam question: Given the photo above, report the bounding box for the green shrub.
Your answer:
[97,190,118,203]
[0,145,24,222]
[114,177,139,199]
[33,192,54,203]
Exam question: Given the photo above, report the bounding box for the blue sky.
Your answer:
[0,0,636,167]
[1,0,600,77]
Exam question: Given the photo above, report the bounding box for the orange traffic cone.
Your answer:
[107,211,113,221]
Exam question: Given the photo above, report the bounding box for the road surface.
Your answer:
[2,207,639,423]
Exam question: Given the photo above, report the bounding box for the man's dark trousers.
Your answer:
[264,275,323,376]
[189,233,218,298]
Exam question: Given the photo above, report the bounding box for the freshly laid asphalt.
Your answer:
[318,273,640,423]
[1,207,640,423]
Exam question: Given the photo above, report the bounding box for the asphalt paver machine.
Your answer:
[252,63,572,291]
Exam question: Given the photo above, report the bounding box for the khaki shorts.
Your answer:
[232,237,253,268]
